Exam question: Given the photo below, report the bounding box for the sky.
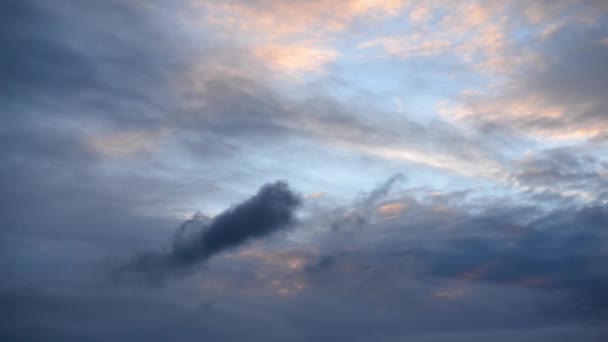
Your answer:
[1,0,608,340]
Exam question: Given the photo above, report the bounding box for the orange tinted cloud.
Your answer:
[205,0,408,38]
[440,93,608,141]
[377,202,408,218]
[360,4,515,74]
[409,5,430,22]
[253,44,339,76]
[230,246,317,272]
[202,0,408,74]
[305,191,327,199]
[358,0,607,75]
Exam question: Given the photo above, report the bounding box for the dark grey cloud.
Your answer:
[116,181,302,283]
[3,178,608,341]
[421,205,608,316]
[0,286,308,342]
[307,188,608,319]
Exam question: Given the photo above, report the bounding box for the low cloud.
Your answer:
[115,181,302,283]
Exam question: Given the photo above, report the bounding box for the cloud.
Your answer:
[424,205,608,316]
[0,0,505,231]
[115,181,302,283]
[308,185,608,318]
[363,173,405,206]
[252,44,339,76]
[508,147,608,202]
[358,0,515,73]
[201,0,407,76]
[86,128,171,158]
[4,174,608,340]
[439,2,608,140]
[3,0,608,340]
[359,35,452,58]
[204,0,407,39]
[377,202,408,218]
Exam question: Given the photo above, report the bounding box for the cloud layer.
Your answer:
[2,0,608,341]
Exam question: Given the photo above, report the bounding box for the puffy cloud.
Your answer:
[116,181,302,283]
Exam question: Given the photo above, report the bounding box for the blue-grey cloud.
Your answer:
[310,192,608,318]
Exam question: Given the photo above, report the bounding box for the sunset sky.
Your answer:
[2,0,608,340]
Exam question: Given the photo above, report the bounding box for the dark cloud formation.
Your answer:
[3,176,608,341]
[308,190,608,319]
[116,181,302,282]
[423,205,608,317]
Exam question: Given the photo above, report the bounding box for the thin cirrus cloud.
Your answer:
[201,0,407,75]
